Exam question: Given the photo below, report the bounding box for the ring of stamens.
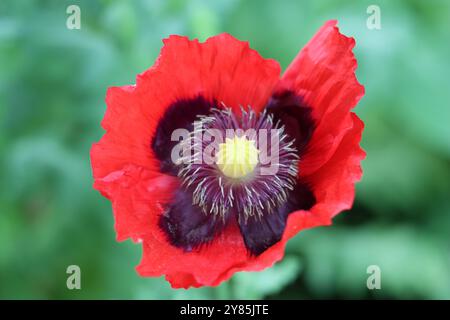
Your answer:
[176,106,299,222]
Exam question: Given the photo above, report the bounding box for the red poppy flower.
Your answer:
[90,20,365,288]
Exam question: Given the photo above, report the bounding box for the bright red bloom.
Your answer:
[90,20,365,288]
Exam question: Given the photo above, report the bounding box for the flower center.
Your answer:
[216,136,259,179]
[177,107,300,220]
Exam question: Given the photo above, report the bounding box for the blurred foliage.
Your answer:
[1,0,449,299]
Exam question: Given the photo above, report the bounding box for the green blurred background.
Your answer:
[1,0,449,299]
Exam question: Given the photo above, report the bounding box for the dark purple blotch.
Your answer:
[266,91,315,156]
[159,189,230,251]
[238,182,315,256]
[151,96,215,175]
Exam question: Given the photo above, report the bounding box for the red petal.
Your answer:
[269,21,365,247]
[277,20,365,176]
[284,113,365,239]
[90,86,160,180]
[137,221,286,288]
[93,164,178,241]
[138,33,281,114]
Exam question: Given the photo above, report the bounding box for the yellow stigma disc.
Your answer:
[216,136,259,179]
